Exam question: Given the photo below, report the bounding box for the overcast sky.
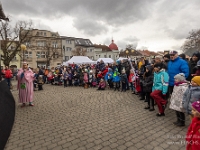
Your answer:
[2,0,200,52]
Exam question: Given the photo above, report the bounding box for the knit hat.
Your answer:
[192,101,200,113]
[192,76,200,86]
[163,54,170,59]
[197,60,200,66]
[174,73,186,82]
[154,63,163,69]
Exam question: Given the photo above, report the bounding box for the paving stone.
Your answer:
[4,83,189,150]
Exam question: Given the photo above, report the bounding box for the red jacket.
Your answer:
[186,117,200,150]
[128,73,135,83]
[2,69,12,79]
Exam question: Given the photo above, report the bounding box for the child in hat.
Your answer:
[150,63,169,116]
[186,101,200,150]
[183,76,200,120]
[169,73,189,126]
[97,78,106,90]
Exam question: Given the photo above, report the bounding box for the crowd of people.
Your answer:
[1,50,200,149]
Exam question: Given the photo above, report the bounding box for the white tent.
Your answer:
[63,56,95,65]
[117,57,128,61]
[97,58,114,63]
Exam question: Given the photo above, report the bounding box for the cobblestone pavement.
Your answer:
[5,81,189,150]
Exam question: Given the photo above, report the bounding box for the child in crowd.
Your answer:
[63,68,68,88]
[33,69,38,91]
[83,69,89,89]
[37,75,43,90]
[97,71,103,84]
[88,70,93,87]
[150,63,169,117]
[169,73,189,126]
[183,76,200,120]
[128,69,136,94]
[68,70,73,86]
[97,78,106,90]
[120,70,127,92]
[186,101,200,150]
[92,76,97,87]
[113,67,120,91]
[73,71,80,86]
[143,65,154,111]
[105,68,113,89]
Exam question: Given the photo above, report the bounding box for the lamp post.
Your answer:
[21,44,26,63]
[126,50,129,58]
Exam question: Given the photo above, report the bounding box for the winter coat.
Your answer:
[143,73,154,93]
[186,117,200,150]
[98,81,106,89]
[182,86,200,115]
[152,69,169,94]
[168,57,189,86]
[105,68,113,81]
[128,73,135,83]
[112,67,120,82]
[120,73,127,83]
[169,82,189,112]
[83,72,89,83]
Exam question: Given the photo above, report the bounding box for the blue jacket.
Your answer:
[152,69,169,94]
[105,68,113,81]
[112,67,120,82]
[168,57,189,86]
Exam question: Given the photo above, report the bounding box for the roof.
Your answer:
[109,40,118,50]
[0,3,8,21]
[94,44,111,51]
[74,39,93,47]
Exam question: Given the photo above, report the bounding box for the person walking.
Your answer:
[2,66,13,89]
[17,62,35,107]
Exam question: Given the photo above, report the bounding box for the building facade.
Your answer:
[62,37,95,62]
[21,29,63,69]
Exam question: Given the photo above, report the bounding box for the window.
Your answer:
[37,52,41,58]
[109,55,111,58]
[37,41,45,47]
[66,47,71,51]
[65,56,69,61]
[90,49,93,52]
[44,32,46,36]
[91,56,94,60]
[24,51,32,58]
[104,55,107,58]
[87,49,90,52]
[41,52,46,58]
[29,52,32,58]
[66,40,71,44]
[52,42,57,48]
[12,56,17,61]
[63,46,65,50]
[99,55,100,58]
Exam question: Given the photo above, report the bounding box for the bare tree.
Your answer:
[182,29,200,55]
[43,40,62,67]
[71,47,87,56]
[0,20,33,66]
[126,44,135,50]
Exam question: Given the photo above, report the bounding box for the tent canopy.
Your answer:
[63,56,95,65]
[97,58,114,63]
[117,57,128,61]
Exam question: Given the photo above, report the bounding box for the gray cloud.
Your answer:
[73,18,108,36]
[2,0,159,36]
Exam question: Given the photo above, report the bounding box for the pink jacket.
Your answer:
[98,81,106,89]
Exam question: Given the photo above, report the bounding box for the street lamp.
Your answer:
[126,50,129,58]
[21,44,26,62]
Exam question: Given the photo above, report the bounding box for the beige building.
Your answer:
[21,29,63,69]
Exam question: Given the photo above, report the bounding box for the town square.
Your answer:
[1,0,200,150]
